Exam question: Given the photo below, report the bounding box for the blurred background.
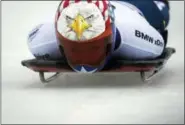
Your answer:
[1,1,184,124]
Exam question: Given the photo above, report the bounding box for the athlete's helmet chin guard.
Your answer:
[55,0,116,73]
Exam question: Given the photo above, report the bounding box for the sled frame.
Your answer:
[39,72,61,83]
[22,47,176,83]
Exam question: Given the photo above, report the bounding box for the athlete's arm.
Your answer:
[112,1,164,59]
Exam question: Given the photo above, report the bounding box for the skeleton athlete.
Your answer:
[28,0,170,72]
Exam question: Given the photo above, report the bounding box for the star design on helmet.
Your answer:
[73,66,98,73]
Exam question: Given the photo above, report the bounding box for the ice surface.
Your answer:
[2,1,184,124]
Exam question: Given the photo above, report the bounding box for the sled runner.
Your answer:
[21,47,175,83]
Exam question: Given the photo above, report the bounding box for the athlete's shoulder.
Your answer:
[27,22,62,59]
[28,22,56,44]
[111,1,144,16]
[112,1,149,27]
